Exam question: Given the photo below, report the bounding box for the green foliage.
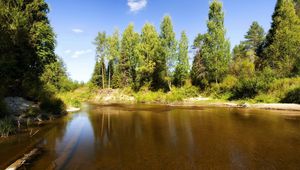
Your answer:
[0,117,16,137]
[173,31,189,87]
[254,77,300,103]
[230,58,255,78]
[259,0,300,77]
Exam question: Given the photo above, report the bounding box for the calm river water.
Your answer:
[1,104,300,169]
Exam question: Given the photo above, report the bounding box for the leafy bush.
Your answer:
[228,67,276,100]
[134,85,199,103]
[40,97,66,115]
[206,75,237,99]
[281,87,300,104]
[253,77,300,103]
[0,117,16,137]
[135,90,165,103]
[26,106,40,117]
[253,94,279,103]
[166,86,199,102]
[231,77,259,99]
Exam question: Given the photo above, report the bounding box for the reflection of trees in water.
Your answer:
[88,107,116,147]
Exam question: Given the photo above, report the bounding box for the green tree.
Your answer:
[0,0,67,114]
[160,15,177,89]
[232,22,265,66]
[92,32,107,88]
[201,0,231,84]
[173,31,189,87]
[0,0,59,98]
[191,34,207,87]
[259,0,300,77]
[137,23,163,89]
[40,57,78,92]
[107,29,120,88]
[119,24,139,88]
[244,21,265,54]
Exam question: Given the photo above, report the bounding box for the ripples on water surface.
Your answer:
[1,104,300,169]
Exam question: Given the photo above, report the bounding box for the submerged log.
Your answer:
[5,148,40,170]
[48,122,84,169]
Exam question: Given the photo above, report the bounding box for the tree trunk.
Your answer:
[108,66,111,89]
[102,66,105,89]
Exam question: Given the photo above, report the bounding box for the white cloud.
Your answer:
[64,49,72,54]
[72,28,83,33]
[127,0,147,13]
[71,49,92,58]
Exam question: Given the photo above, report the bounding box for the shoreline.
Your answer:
[89,100,300,112]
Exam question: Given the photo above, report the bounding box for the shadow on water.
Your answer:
[1,104,300,169]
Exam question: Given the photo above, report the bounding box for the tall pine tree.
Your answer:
[260,0,300,77]
[244,21,265,53]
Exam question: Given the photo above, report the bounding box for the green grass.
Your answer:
[0,117,16,137]
[56,86,95,108]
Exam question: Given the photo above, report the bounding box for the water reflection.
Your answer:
[1,105,300,169]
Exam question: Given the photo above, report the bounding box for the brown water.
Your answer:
[1,104,300,169]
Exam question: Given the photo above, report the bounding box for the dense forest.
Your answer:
[0,0,300,120]
[90,0,300,103]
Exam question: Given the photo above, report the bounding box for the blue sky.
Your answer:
[45,0,276,82]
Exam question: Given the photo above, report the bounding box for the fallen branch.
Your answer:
[5,148,40,170]
[30,130,40,137]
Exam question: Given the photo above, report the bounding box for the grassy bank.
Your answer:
[57,77,300,107]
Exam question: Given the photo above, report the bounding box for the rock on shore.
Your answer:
[4,97,37,116]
